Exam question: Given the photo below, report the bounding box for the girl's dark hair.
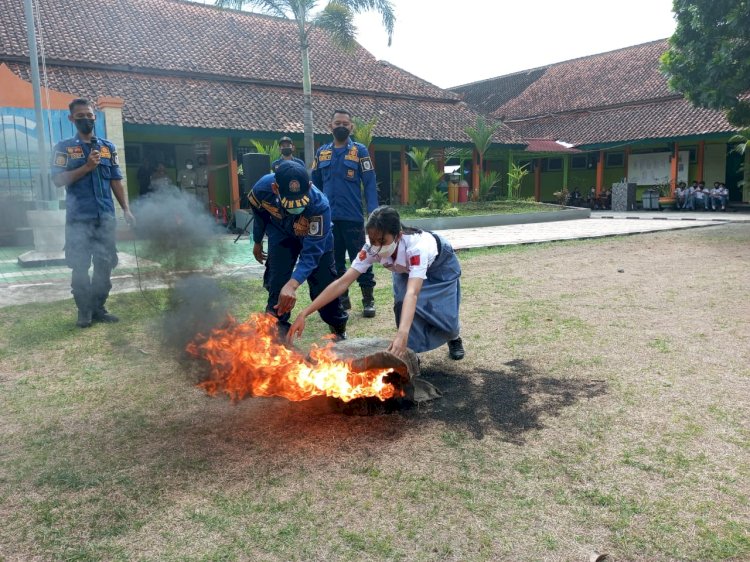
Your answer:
[366,206,421,236]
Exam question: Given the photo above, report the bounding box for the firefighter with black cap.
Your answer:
[248,160,348,340]
[271,136,305,172]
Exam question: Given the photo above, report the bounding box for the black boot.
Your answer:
[340,291,352,311]
[92,308,119,323]
[329,323,347,341]
[361,286,376,318]
[448,337,465,360]
[76,308,93,328]
[92,295,119,323]
[73,292,92,328]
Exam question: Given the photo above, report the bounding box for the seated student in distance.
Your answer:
[288,205,465,361]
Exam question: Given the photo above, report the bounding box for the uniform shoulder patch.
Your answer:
[360,157,373,172]
[409,254,421,266]
[358,249,367,261]
[53,151,68,167]
[112,152,120,166]
[307,215,324,237]
[293,216,310,237]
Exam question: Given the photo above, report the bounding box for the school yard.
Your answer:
[0,222,749,561]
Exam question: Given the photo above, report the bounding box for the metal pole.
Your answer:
[24,0,52,203]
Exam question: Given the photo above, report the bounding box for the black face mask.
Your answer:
[74,118,95,135]
[280,147,293,157]
[332,126,350,142]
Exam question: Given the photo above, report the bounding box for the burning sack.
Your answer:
[329,337,441,405]
[187,313,439,405]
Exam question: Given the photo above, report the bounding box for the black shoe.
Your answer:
[362,300,376,318]
[92,308,119,323]
[448,337,465,360]
[330,324,347,341]
[76,309,92,328]
[340,295,351,311]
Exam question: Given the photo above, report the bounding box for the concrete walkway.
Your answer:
[1,212,744,308]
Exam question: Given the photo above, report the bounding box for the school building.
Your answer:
[0,1,747,246]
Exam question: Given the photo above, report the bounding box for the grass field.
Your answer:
[0,224,748,561]
[394,200,559,219]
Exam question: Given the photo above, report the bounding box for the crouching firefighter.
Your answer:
[248,161,348,340]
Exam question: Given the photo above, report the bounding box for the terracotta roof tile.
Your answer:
[6,63,521,144]
[493,40,673,119]
[523,139,581,153]
[506,98,736,147]
[0,0,454,101]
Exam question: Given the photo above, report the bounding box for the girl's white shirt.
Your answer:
[351,231,438,280]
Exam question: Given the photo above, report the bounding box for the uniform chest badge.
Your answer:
[293,216,310,237]
[318,150,332,162]
[66,146,84,159]
[99,146,112,159]
[345,146,359,162]
[346,168,355,179]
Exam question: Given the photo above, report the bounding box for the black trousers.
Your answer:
[332,220,375,290]
[65,216,118,312]
[265,238,348,329]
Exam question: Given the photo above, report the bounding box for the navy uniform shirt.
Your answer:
[311,139,378,222]
[271,156,306,173]
[51,134,123,221]
[248,173,334,285]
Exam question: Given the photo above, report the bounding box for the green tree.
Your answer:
[506,162,529,200]
[352,116,378,148]
[407,147,441,207]
[216,0,395,165]
[661,0,750,127]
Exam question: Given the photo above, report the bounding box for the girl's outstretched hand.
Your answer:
[287,315,306,344]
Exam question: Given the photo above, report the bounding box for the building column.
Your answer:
[670,142,679,193]
[97,96,128,204]
[562,155,569,189]
[400,145,409,204]
[595,150,604,194]
[697,140,705,182]
[624,146,631,180]
[534,158,542,202]
[472,148,480,200]
[227,138,240,212]
[433,147,445,176]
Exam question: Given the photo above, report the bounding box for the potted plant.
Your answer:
[656,181,676,209]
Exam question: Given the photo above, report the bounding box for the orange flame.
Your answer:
[186,313,401,403]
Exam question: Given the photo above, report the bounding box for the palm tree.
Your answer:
[464,115,501,198]
[215,0,395,167]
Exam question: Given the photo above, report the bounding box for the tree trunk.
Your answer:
[300,38,315,170]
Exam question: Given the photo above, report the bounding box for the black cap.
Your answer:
[278,136,293,144]
[274,161,310,209]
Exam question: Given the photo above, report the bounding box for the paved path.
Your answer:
[1,212,743,308]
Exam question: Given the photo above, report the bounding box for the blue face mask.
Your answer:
[286,207,306,215]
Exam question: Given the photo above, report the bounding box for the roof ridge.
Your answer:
[503,94,685,123]
[450,37,669,90]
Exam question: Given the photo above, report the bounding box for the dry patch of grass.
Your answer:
[0,224,749,561]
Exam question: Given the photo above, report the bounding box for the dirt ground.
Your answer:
[0,223,748,561]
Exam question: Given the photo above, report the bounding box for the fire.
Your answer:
[186,313,402,403]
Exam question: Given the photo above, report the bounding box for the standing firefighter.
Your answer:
[288,206,465,361]
[312,109,379,318]
[271,136,305,172]
[249,161,348,340]
[51,98,135,328]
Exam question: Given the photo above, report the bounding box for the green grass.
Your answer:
[1,225,749,561]
[393,200,559,219]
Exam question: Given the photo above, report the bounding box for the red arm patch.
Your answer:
[409,254,421,266]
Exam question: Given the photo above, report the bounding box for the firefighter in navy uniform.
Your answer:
[248,160,348,339]
[271,136,305,173]
[51,98,135,328]
[311,109,379,318]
